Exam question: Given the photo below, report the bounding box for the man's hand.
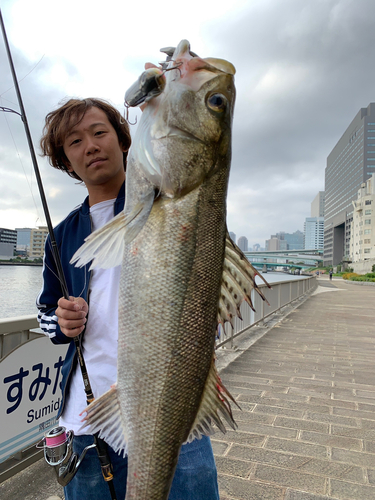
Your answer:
[56,296,88,338]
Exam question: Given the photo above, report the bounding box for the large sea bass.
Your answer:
[72,40,269,499]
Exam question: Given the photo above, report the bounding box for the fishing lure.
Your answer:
[124,46,199,123]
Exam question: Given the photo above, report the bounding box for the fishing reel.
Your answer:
[37,426,96,487]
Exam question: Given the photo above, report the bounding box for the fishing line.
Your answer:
[0,95,44,225]
[0,10,117,497]
[0,54,45,98]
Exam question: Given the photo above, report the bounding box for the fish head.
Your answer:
[131,40,236,198]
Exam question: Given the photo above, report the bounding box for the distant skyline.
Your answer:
[1,0,375,245]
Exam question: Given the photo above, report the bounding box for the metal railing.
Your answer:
[0,315,42,360]
[0,276,317,359]
[216,275,317,349]
[0,275,316,482]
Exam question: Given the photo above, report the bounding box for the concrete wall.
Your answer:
[351,258,375,274]
[0,242,14,260]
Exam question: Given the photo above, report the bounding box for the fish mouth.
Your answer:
[156,126,205,144]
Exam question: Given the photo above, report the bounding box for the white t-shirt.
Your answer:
[59,199,121,434]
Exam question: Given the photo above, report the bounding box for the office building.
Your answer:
[29,226,49,259]
[304,193,325,251]
[311,191,325,218]
[237,236,248,252]
[304,217,324,250]
[324,103,375,266]
[265,237,280,251]
[266,231,304,251]
[16,228,32,255]
[0,228,17,251]
[350,174,374,264]
[283,230,304,250]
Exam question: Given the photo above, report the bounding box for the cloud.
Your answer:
[1,0,375,249]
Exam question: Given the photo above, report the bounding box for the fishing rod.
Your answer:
[0,9,117,498]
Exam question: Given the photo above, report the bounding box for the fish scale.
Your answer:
[119,182,227,497]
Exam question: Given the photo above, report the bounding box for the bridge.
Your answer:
[244,249,323,270]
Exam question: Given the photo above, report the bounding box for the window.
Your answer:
[364,239,371,244]
[365,200,372,205]
[365,210,372,215]
[364,229,371,234]
[364,248,371,253]
[365,219,371,224]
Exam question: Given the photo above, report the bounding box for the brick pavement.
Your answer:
[214,277,375,500]
[1,277,374,500]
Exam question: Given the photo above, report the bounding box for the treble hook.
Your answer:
[124,104,137,125]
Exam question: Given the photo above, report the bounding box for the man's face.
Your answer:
[63,107,126,188]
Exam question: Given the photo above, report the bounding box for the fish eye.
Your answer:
[206,93,227,113]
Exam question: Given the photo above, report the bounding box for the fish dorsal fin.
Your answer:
[218,232,271,327]
[70,190,155,270]
[79,384,128,456]
[185,356,239,443]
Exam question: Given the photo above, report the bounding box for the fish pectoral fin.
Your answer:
[79,384,128,456]
[70,190,155,270]
[218,232,271,328]
[185,357,239,443]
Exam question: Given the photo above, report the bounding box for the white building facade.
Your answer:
[304,217,324,251]
[350,174,375,271]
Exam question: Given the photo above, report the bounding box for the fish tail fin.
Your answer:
[79,384,128,456]
[70,190,155,270]
[185,357,239,443]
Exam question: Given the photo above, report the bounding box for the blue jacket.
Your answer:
[37,182,125,417]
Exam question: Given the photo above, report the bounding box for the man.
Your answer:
[37,97,220,500]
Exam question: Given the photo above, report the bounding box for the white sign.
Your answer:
[0,337,68,463]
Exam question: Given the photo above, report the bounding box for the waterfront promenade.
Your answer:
[1,276,374,499]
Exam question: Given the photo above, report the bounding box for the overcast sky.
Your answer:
[1,0,375,248]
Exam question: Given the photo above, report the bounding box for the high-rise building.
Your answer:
[304,193,325,251]
[229,232,236,244]
[324,103,375,266]
[267,231,304,251]
[311,191,325,218]
[265,237,280,251]
[283,231,304,250]
[237,236,248,252]
[350,174,375,263]
[304,217,324,250]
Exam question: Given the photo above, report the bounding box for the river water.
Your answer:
[0,265,44,319]
[0,265,308,319]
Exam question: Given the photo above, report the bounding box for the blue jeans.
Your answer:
[64,435,219,500]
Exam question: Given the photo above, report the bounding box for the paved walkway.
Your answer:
[214,277,375,500]
[1,277,374,499]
